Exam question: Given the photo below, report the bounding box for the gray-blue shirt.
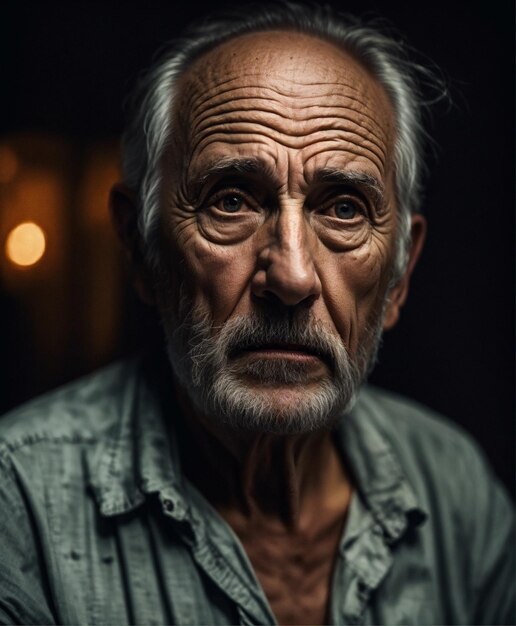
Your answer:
[0,357,513,625]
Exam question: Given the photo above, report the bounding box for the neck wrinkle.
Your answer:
[241,432,319,527]
[173,380,350,531]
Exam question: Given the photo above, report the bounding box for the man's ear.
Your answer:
[109,183,156,305]
[383,213,427,330]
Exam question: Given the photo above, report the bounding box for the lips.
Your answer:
[233,342,332,367]
[244,342,321,356]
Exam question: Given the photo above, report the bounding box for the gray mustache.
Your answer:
[222,316,341,365]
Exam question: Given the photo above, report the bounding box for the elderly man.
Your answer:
[0,4,513,626]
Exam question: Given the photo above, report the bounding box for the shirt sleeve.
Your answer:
[465,442,515,626]
[0,456,56,625]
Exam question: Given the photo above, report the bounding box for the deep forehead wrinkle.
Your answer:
[188,85,389,136]
[188,128,389,178]
[184,73,378,112]
[185,87,391,173]
[181,70,392,147]
[189,108,389,158]
[188,80,382,110]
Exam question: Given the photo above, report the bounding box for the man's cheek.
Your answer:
[350,228,392,281]
[318,244,391,351]
[184,238,256,323]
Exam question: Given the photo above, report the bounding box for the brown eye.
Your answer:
[220,194,244,213]
[334,200,359,219]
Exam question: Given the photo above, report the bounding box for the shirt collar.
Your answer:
[338,389,427,543]
[87,355,188,520]
[88,357,426,539]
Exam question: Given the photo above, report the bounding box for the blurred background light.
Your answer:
[5,222,46,267]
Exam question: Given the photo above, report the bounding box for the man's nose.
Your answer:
[251,209,322,307]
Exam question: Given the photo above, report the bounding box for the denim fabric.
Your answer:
[0,357,513,625]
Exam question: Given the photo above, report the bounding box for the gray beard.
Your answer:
[163,297,384,435]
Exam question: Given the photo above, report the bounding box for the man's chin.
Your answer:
[240,382,327,413]
[200,374,354,435]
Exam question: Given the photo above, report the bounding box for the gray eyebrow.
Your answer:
[188,158,385,208]
[314,167,386,208]
[197,157,274,181]
[189,157,278,201]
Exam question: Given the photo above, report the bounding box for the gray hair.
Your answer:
[121,2,442,282]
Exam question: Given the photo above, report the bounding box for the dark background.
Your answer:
[0,2,514,494]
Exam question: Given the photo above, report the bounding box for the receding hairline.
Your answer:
[175,27,393,104]
[185,28,376,72]
[169,27,396,159]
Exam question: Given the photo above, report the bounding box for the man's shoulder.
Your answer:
[352,391,514,626]
[355,385,504,510]
[0,359,138,462]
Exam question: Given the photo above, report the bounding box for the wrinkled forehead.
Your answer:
[173,30,396,165]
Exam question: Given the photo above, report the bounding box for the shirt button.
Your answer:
[163,498,175,512]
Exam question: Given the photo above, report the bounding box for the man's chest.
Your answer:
[229,516,345,625]
[36,489,444,626]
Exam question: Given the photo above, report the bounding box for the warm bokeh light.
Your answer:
[5,222,46,267]
[0,145,19,183]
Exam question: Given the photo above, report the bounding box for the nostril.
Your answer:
[261,288,318,309]
[262,289,279,303]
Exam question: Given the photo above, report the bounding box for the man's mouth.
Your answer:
[232,342,331,366]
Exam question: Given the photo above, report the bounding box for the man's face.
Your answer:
[155,31,399,432]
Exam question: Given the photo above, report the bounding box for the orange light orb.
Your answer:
[5,222,46,267]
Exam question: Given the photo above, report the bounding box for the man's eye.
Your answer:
[219,194,244,213]
[333,200,360,219]
[205,189,258,216]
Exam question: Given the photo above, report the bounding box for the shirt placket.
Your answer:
[158,488,277,625]
[332,524,394,624]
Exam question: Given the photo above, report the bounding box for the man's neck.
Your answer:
[173,383,352,531]
[170,380,353,626]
